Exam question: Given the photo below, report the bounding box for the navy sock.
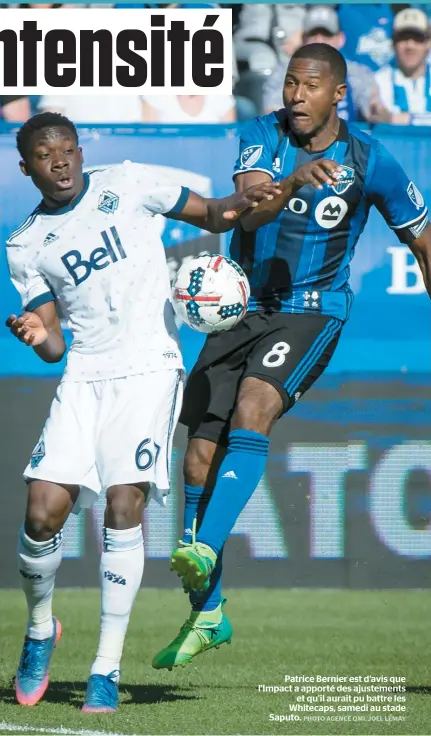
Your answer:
[183,484,223,612]
[196,429,270,555]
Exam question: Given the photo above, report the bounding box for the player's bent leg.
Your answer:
[83,483,146,714]
[172,379,282,592]
[170,439,220,594]
[154,441,233,670]
[16,480,77,707]
[185,313,342,590]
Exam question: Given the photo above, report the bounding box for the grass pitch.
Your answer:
[0,589,431,736]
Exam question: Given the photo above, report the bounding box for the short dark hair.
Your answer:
[290,43,347,84]
[16,112,78,160]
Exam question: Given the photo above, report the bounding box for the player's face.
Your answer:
[283,59,345,138]
[20,126,84,206]
[394,32,431,74]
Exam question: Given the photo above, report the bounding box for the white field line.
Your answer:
[0,721,140,736]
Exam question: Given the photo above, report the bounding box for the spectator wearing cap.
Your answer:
[263,5,380,122]
[372,8,431,125]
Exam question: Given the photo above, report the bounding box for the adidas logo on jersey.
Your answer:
[222,470,238,479]
[43,232,59,247]
[61,226,126,286]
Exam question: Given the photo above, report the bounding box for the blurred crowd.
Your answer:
[1,3,431,125]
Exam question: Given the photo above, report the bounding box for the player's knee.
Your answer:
[232,378,284,435]
[105,484,147,529]
[25,483,71,541]
[184,438,218,487]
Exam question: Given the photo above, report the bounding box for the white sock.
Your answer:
[17,525,63,641]
[91,524,144,677]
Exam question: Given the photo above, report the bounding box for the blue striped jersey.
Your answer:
[231,112,429,322]
[375,62,431,118]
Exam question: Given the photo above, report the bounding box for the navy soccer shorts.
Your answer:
[180,311,342,445]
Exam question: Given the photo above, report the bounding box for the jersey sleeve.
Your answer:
[365,142,429,243]
[124,161,190,217]
[233,116,277,180]
[6,245,55,312]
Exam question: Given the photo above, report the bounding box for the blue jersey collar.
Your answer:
[274,109,349,148]
[38,172,90,216]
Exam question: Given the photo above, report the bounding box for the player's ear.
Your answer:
[19,160,29,177]
[334,83,347,106]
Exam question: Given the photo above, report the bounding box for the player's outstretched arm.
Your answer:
[409,225,431,299]
[168,183,282,233]
[6,302,66,363]
[236,160,343,231]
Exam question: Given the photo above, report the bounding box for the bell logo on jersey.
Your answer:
[331,166,355,195]
[61,226,126,286]
[98,190,120,215]
[240,145,263,169]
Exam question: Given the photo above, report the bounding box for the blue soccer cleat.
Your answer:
[15,617,62,706]
[82,670,120,713]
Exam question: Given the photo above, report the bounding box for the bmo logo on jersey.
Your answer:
[286,196,348,229]
[61,226,126,286]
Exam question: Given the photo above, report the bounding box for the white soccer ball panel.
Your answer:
[172,254,250,334]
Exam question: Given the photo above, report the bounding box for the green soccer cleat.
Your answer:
[170,539,217,593]
[152,599,233,670]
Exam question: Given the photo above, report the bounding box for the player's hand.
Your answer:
[223,182,283,220]
[5,312,48,346]
[291,159,343,191]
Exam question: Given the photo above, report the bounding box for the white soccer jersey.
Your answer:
[6,162,187,381]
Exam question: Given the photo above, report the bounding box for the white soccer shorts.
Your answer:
[24,369,184,510]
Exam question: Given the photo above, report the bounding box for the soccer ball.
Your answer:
[172,254,250,333]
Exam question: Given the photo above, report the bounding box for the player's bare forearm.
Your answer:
[6,302,66,363]
[33,303,66,362]
[205,194,259,233]
[170,186,282,233]
[202,196,243,233]
[237,160,342,232]
[169,191,235,232]
[410,226,431,299]
[239,176,298,231]
[33,330,66,363]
